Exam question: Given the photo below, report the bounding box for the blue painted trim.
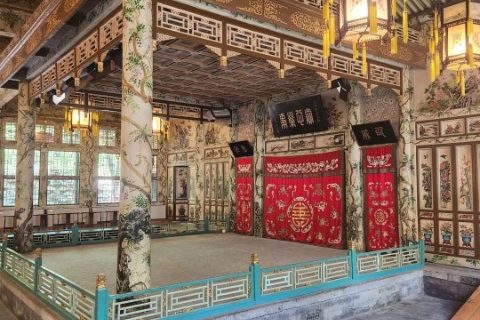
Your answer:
[95,287,109,320]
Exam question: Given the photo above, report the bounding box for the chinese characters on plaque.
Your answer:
[352,121,397,146]
[269,94,329,137]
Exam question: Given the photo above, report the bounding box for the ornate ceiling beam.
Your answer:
[201,0,427,68]
[26,0,406,100]
[0,0,89,87]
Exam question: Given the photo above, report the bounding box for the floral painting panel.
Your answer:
[418,148,434,210]
[174,166,190,200]
[440,118,465,136]
[456,145,474,212]
[420,219,435,246]
[438,220,454,247]
[458,222,475,250]
[436,146,453,211]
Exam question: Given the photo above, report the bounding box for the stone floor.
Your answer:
[344,295,463,320]
[33,233,346,292]
[0,300,17,320]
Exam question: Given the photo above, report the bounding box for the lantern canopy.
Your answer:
[441,0,480,71]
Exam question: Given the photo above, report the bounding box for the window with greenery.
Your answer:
[47,151,79,205]
[62,128,80,144]
[36,124,55,143]
[99,129,116,147]
[4,122,16,141]
[3,149,40,206]
[97,153,120,203]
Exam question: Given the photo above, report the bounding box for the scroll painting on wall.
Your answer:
[234,157,253,234]
[362,145,399,251]
[263,151,344,248]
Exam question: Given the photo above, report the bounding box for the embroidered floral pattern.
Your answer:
[265,159,339,174]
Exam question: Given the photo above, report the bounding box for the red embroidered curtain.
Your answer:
[363,145,399,251]
[235,157,254,235]
[263,151,344,248]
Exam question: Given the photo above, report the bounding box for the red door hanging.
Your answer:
[363,145,399,251]
[235,157,254,234]
[263,151,345,248]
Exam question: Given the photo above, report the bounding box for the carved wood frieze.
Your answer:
[0,0,89,87]
[202,0,427,68]
[18,0,404,100]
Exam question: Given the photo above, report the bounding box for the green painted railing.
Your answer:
[0,236,96,319]
[0,236,425,320]
[99,241,425,320]
[3,219,227,248]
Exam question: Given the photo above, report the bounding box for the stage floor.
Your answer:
[34,233,346,292]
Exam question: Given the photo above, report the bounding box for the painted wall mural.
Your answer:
[263,151,344,248]
[415,68,480,269]
[417,143,480,267]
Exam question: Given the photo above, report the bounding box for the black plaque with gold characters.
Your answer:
[352,121,397,146]
[229,141,253,157]
[269,94,329,137]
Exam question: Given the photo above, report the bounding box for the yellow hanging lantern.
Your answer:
[339,0,396,75]
[441,0,480,95]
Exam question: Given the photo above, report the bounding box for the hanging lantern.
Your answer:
[339,0,399,75]
[152,115,170,140]
[64,108,100,136]
[441,0,480,95]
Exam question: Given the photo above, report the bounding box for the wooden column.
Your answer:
[398,68,417,245]
[117,0,153,293]
[13,81,36,253]
[253,100,266,237]
[345,83,365,251]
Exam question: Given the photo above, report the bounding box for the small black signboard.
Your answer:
[352,121,397,146]
[229,141,253,157]
[269,94,329,137]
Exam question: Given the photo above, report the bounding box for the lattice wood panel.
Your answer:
[99,10,123,48]
[56,50,76,80]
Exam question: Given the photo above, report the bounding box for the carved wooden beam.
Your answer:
[0,0,89,87]
[202,0,427,68]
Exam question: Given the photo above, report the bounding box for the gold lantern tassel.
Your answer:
[323,30,330,59]
[391,33,398,54]
[392,0,396,17]
[429,58,436,82]
[460,71,466,96]
[323,0,330,20]
[370,0,378,34]
[402,0,408,44]
[362,43,367,75]
[434,51,441,77]
[433,10,439,46]
[329,14,336,43]
[353,40,359,60]
[456,71,461,85]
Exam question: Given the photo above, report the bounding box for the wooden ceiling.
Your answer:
[88,39,324,105]
[0,0,42,52]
